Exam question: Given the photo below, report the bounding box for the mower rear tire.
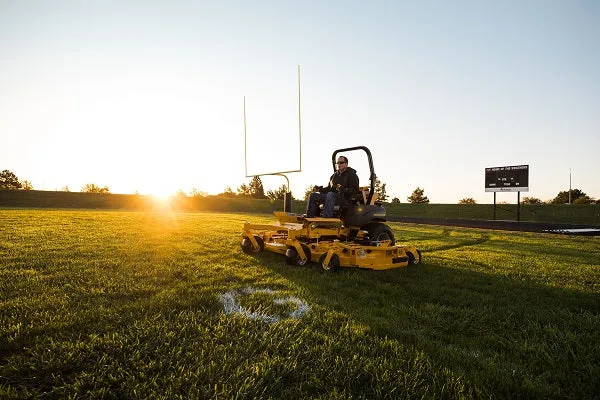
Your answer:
[319,253,340,273]
[241,236,264,254]
[285,244,311,266]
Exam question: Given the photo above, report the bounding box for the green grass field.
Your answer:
[1,209,599,399]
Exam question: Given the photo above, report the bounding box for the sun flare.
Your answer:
[150,193,173,204]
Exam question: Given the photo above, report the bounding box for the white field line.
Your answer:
[219,286,309,323]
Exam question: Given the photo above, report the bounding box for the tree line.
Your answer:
[457,188,599,205]
[0,170,111,193]
[2,169,598,204]
[217,176,396,202]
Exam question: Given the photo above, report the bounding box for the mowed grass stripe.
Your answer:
[0,209,599,399]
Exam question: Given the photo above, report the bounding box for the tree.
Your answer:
[219,186,236,198]
[0,170,22,190]
[551,189,586,204]
[407,187,429,204]
[237,176,266,198]
[459,198,476,204]
[249,176,266,198]
[60,185,70,192]
[522,196,543,204]
[81,184,110,193]
[573,195,595,204]
[374,179,388,203]
[189,188,207,197]
[237,183,251,197]
[304,186,315,201]
[20,180,33,190]
[267,184,290,201]
[391,197,400,204]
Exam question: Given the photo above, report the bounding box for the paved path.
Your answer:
[386,216,600,236]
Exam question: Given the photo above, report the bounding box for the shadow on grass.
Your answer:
[2,240,598,399]
[262,254,600,399]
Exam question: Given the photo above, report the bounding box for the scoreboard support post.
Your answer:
[517,191,520,222]
[486,165,529,222]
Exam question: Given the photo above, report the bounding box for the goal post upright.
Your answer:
[243,65,303,207]
[297,64,302,173]
[244,64,302,178]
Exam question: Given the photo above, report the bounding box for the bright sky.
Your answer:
[1,1,598,203]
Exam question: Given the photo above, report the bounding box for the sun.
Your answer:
[135,181,178,198]
[140,184,179,205]
[150,192,173,204]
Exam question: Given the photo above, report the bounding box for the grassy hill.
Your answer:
[1,190,599,225]
[385,203,600,225]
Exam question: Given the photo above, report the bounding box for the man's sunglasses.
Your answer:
[336,161,346,164]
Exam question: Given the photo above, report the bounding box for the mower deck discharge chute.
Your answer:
[240,146,422,272]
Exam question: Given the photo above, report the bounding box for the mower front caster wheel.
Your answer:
[285,244,311,266]
[407,249,422,265]
[241,236,264,254]
[319,253,340,273]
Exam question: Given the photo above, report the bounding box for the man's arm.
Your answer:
[347,172,360,195]
[336,172,360,198]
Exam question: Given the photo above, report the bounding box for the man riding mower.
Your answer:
[240,146,421,271]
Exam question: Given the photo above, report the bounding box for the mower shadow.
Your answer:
[262,254,600,399]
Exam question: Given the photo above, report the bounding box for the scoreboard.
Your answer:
[485,165,529,192]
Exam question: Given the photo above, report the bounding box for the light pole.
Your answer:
[569,168,572,205]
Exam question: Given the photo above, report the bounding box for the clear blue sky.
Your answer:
[1,0,598,203]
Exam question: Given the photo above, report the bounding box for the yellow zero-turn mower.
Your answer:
[240,146,422,272]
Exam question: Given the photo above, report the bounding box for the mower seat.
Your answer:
[359,186,378,205]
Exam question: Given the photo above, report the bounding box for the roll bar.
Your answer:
[332,146,377,205]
